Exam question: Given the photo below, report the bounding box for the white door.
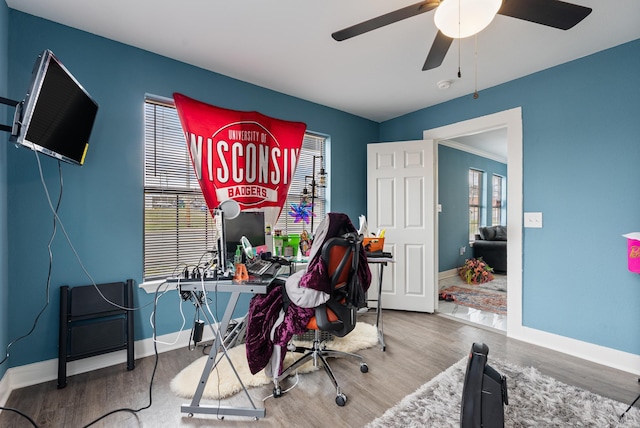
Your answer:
[367,140,436,312]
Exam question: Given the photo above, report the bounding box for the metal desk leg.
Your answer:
[180,290,265,419]
[375,263,386,351]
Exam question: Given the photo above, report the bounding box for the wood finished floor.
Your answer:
[1,310,639,427]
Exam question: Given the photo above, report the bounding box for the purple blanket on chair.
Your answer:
[245,281,313,375]
[245,213,371,375]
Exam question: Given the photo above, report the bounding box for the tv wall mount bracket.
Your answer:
[0,96,20,134]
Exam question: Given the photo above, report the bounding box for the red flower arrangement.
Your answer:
[458,257,494,285]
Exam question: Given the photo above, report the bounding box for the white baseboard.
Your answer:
[438,268,458,280]
[0,326,216,407]
[512,326,640,377]
[438,269,640,375]
[2,314,638,409]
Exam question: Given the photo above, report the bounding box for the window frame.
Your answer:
[491,174,504,226]
[468,168,484,241]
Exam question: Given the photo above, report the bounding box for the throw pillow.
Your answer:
[494,225,507,241]
[479,226,496,241]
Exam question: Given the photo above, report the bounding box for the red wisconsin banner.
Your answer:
[173,93,306,226]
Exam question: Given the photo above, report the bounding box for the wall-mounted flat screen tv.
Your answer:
[10,49,99,166]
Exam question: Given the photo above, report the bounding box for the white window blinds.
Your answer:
[143,96,327,281]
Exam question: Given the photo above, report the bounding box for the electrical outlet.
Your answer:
[460,246,466,255]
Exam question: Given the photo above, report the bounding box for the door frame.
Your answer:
[423,107,523,337]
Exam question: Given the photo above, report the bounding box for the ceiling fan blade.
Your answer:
[332,1,440,41]
[498,0,592,30]
[422,31,453,71]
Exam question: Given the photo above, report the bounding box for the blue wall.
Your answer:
[0,0,9,380]
[381,39,640,356]
[2,6,639,370]
[4,10,378,368]
[438,145,506,271]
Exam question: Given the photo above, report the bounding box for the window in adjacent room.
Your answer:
[491,174,504,226]
[468,168,483,241]
[143,96,327,281]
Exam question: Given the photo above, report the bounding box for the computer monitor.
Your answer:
[224,211,266,261]
[215,210,228,274]
[10,49,98,166]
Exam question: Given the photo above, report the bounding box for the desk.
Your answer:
[366,257,393,352]
[166,277,269,420]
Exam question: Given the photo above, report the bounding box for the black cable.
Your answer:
[75,264,200,426]
[80,282,163,427]
[188,306,199,351]
[0,160,62,367]
[620,385,640,420]
[0,149,165,427]
[0,406,39,427]
[0,160,64,426]
[200,291,225,356]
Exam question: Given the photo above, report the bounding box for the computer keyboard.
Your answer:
[246,259,274,276]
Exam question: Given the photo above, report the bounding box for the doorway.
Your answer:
[436,129,508,331]
[423,108,523,337]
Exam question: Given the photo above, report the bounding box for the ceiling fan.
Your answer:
[332,0,592,71]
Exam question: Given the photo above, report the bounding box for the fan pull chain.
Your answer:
[457,39,462,78]
[473,34,479,99]
[457,0,462,78]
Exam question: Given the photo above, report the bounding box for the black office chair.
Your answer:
[273,232,369,406]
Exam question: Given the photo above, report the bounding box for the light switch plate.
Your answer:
[524,212,543,228]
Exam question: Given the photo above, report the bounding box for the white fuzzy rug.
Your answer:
[170,322,378,400]
[366,357,640,427]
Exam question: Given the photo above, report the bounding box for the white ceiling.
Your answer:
[450,128,509,162]
[6,0,640,123]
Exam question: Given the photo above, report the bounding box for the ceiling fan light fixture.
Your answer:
[434,0,502,39]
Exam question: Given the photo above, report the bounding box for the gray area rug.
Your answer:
[482,273,507,292]
[366,358,640,427]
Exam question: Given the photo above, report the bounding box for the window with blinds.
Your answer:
[491,174,504,226]
[143,96,327,281]
[272,134,326,236]
[468,168,484,242]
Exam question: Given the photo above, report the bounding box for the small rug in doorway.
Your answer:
[439,285,506,315]
[366,357,640,427]
[170,322,378,400]
[480,273,507,292]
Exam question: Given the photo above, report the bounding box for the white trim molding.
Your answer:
[424,106,523,336]
[425,107,640,377]
[514,326,640,377]
[439,138,507,164]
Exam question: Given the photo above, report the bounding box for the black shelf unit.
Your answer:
[58,279,135,388]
